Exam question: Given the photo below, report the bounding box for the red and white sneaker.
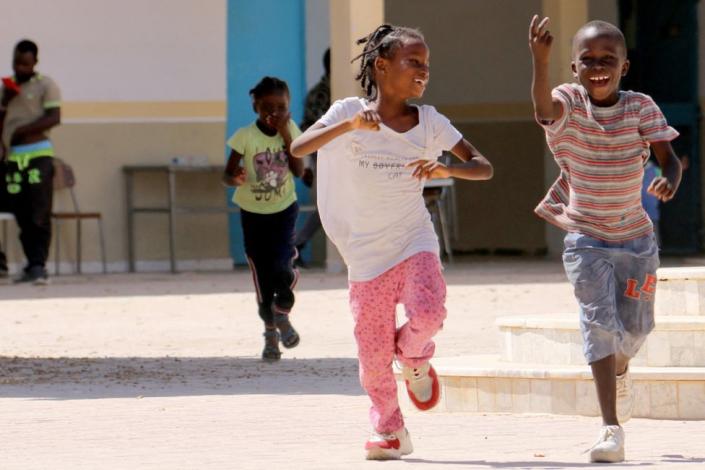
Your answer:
[402,362,440,411]
[365,427,413,460]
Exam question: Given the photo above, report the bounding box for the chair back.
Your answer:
[53,158,76,190]
[53,158,80,212]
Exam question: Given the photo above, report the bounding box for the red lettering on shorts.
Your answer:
[642,274,657,294]
[624,279,641,299]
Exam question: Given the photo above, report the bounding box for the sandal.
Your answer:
[274,314,300,349]
[262,328,281,361]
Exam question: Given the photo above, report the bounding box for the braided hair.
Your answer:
[352,24,425,100]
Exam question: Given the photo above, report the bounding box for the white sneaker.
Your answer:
[402,362,441,410]
[587,425,625,463]
[365,427,413,460]
[616,367,634,423]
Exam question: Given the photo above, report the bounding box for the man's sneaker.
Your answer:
[402,362,440,411]
[0,266,8,284]
[14,265,50,285]
[365,427,413,460]
[616,367,634,423]
[587,425,625,463]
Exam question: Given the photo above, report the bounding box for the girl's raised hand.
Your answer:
[350,109,381,131]
[406,159,451,180]
[529,15,553,63]
[267,112,292,135]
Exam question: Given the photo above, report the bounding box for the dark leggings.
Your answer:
[241,202,299,326]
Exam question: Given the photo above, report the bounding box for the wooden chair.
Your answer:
[52,158,107,274]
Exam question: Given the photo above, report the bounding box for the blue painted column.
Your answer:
[226,0,307,264]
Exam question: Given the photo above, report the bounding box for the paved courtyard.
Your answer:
[1,258,703,469]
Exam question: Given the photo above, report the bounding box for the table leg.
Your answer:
[167,169,177,273]
[125,171,135,272]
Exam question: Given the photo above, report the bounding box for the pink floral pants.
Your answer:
[349,251,447,432]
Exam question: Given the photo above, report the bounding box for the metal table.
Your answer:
[123,165,314,273]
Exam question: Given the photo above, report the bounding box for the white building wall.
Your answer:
[305,0,330,89]
[1,0,226,103]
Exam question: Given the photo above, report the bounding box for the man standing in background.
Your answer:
[0,39,61,284]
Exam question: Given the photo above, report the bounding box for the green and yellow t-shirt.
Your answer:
[227,121,301,214]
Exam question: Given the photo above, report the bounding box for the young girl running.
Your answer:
[223,76,304,361]
[291,24,493,460]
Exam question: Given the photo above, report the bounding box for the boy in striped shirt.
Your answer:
[529,16,682,463]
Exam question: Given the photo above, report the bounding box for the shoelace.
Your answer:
[582,427,617,454]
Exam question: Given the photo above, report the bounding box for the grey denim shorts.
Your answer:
[562,232,659,364]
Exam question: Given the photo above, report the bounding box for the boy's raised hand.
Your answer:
[529,15,553,63]
[351,109,381,131]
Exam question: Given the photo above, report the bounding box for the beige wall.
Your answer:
[57,121,227,261]
[3,0,703,269]
[384,0,655,254]
[0,1,229,273]
[386,0,547,252]
[386,0,541,106]
[2,122,228,273]
[452,122,546,252]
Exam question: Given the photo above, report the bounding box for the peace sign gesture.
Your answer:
[529,15,553,64]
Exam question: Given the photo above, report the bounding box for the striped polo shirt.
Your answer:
[535,83,678,242]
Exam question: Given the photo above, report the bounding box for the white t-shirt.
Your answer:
[316,96,463,281]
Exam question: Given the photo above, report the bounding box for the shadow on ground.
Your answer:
[0,356,363,400]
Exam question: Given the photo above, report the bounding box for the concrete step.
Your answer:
[395,355,705,419]
[497,314,705,367]
[657,267,705,316]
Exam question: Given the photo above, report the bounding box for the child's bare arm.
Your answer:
[648,141,682,202]
[407,139,493,181]
[290,109,381,158]
[223,149,246,187]
[529,15,563,123]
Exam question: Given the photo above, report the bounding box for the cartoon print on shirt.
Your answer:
[251,148,289,201]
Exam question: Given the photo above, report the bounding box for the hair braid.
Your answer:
[351,24,424,100]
